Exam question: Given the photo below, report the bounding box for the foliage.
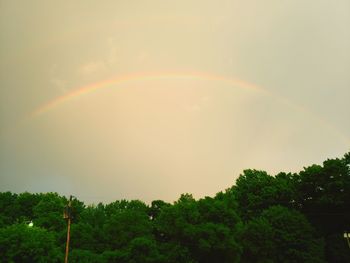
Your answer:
[0,152,349,262]
[240,206,326,263]
[232,169,296,220]
[0,224,62,262]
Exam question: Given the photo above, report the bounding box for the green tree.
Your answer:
[33,193,66,232]
[148,200,170,220]
[103,200,152,250]
[232,169,296,220]
[70,222,96,251]
[295,153,350,262]
[240,206,325,263]
[156,194,242,263]
[296,157,350,233]
[0,192,18,226]
[15,192,41,221]
[0,224,62,262]
[78,203,107,253]
[69,249,102,263]
[127,237,163,263]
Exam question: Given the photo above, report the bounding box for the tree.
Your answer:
[78,203,107,253]
[103,200,152,250]
[70,222,96,251]
[15,192,41,221]
[0,192,18,227]
[69,249,102,263]
[156,194,242,263]
[232,170,296,220]
[295,153,350,262]
[33,193,66,232]
[0,224,62,262]
[148,200,170,220]
[127,237,163,263]
[240,206,325,263]
[295,157,350,233]
[0,152,348,262]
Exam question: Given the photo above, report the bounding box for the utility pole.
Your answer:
[64,195,73,263]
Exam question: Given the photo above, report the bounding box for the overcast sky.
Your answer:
[1,0,349,204]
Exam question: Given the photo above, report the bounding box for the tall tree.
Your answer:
[240,206,326,263]
[0,224,62,262]
[232,169,295,220]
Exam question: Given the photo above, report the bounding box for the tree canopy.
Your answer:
[0,152,349,262]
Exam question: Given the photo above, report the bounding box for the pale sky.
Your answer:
[1,0,349,204]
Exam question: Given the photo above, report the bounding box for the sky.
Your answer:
[0,0,349,204]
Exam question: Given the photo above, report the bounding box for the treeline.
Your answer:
[0,153,349,262]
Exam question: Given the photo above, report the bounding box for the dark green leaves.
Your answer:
[0,152,349,262]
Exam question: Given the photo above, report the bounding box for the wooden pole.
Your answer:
[64,196,72,263]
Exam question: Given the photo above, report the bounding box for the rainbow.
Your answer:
[27,70,349,144]
[29,71,263,118]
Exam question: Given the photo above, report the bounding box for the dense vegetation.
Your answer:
[1,153,349,262]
